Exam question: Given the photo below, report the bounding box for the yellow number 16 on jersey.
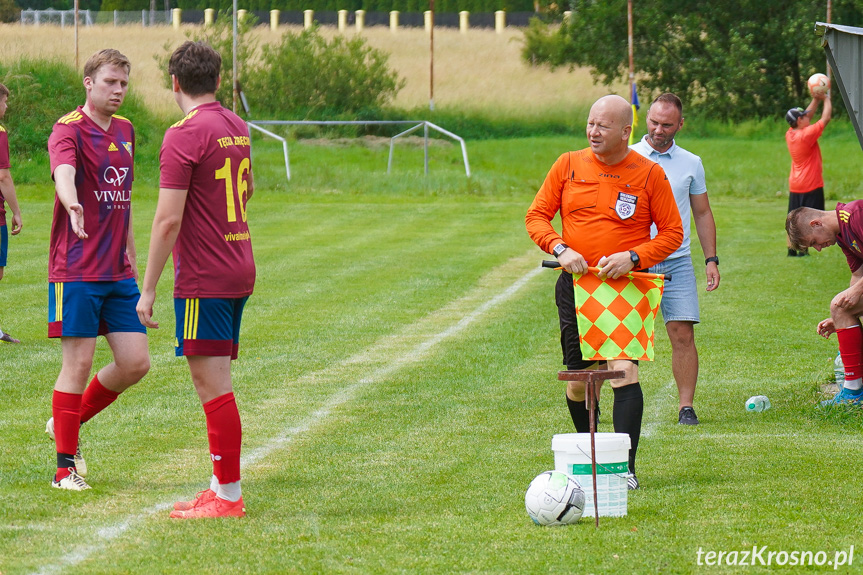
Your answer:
[215,156,250,223]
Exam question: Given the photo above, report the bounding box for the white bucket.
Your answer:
[552,432,631,517]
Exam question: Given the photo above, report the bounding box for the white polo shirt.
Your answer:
[631,135,707,259]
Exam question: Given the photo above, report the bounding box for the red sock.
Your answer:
[203,392,242,484]
[79,373,120,424]
[837,325,863,380]
[53,390,82,478]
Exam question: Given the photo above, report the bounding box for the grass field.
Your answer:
[2,19,863,574]
[2,129,863,573]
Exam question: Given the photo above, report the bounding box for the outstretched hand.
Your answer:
[67,204,87,239]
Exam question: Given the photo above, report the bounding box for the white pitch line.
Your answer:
[641,377,677,438]
[32,256,543,575]
[243,263,542,469]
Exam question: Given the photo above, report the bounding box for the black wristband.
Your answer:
[705,256,719,266]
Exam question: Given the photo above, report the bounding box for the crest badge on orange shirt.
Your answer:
[615,192,637,220]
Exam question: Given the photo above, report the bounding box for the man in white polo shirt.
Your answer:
[631,93,720,426]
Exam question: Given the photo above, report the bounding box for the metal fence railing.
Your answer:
[21,8,172,26]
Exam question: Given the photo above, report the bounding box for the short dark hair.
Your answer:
[0,84,9,99]
[83,49,130,80]
[651,92,683,116]
[785,207,819,251]
[169,41,221,97]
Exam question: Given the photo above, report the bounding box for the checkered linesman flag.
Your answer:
[573,268,665,361]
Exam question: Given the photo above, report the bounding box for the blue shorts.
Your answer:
[0,225,8,267]
[174,296,249,359]
[648,256,700,324]
[48,278,146,338]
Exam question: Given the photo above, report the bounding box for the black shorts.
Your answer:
[556,271,598,370]
[555,271,637,370]
[788,187,824,212]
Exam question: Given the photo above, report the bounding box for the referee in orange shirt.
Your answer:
[526,95,683,490]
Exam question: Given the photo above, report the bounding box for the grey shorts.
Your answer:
[648,256,700,324]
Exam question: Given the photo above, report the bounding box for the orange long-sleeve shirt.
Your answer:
[526,149,683,269]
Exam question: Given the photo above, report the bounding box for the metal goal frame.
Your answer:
[246,120,470,181]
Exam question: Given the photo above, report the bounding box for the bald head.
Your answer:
[586,95,633,165]
[591,94,633,125]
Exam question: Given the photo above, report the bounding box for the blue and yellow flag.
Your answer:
[629,82,639,145]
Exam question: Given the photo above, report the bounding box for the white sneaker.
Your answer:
[52,468,91,491]
[45,417,88,477]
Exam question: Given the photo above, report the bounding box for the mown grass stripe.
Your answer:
[31,252,541,575]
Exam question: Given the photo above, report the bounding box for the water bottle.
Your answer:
[745,395,771,413]
[835,351,845,387]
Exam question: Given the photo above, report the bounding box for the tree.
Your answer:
[522,0,863,121]
[0,0,18,21]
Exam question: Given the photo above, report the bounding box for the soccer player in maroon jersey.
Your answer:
[0,83,23,344]
[787,203,863,406]
[137,41,255,518]
[46,49,150,491]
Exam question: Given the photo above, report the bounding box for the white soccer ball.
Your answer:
[525,470,585,526]
[808,73,830,97]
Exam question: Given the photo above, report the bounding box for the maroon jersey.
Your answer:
[159,101,255,298]
[47,107,135,282]
[0,126,8,226]
[837,201,863,273]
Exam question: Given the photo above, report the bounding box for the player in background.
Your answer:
[46,49,150,491]
[784,90,831,257]
[0,83,23,344]
[137,41,255,519]
[787,203,863,406]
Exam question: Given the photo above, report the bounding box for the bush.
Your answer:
[0,0,18,22]
[156,20,403,122]
[244,26,405,119]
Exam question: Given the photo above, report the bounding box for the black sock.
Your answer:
[612,382,644,474]
[57,452,76,469]
[565,393,591,433]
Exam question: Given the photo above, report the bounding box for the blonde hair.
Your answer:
[83,49,130,80]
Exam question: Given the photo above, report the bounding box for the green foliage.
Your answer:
[155,11,260,113]
[0,59,163,184]
[0,0,19,22]
[522,0,863,121]
[0,60,80,159]
[100,0,148,11]
[244,26,405,119]
[156,20,403,120]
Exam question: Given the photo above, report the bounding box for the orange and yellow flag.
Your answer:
[573,268,665,361]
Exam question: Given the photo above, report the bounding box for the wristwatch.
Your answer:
[629,250,640,268]
[705,256,719,266]
[553,243,569,258]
